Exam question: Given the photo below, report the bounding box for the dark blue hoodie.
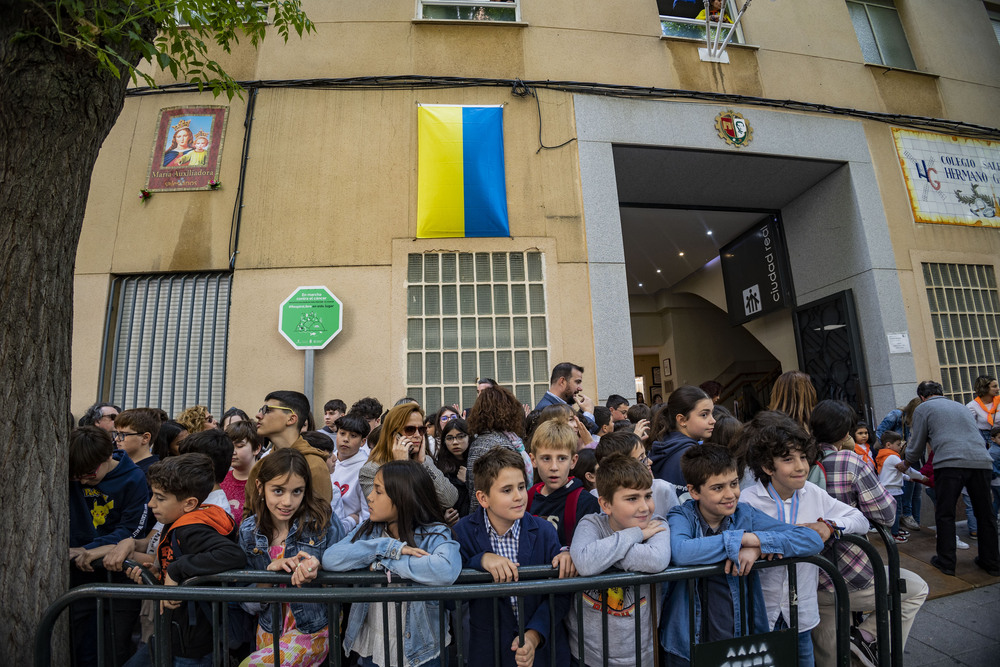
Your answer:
[70,450,150,548]
[649,430,699,486]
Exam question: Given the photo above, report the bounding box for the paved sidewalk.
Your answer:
[902,582,1000,666]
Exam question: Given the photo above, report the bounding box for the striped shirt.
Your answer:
[817,445,897,592]
[485,508,521,620]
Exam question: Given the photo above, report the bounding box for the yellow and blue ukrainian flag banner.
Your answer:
[417,104,509,238]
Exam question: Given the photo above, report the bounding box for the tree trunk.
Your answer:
[0,3,152,661]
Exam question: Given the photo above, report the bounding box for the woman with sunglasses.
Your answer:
[358,403,458,514]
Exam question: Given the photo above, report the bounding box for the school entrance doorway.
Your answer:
[613,144,858,418]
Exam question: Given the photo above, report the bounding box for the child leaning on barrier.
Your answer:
[738,411,869,667]
[568,454,671,667]
[453,445,573,667]
[660,444,825,667]
[237,447,344,666]
[322,460,461,667]
[123,453,246,667]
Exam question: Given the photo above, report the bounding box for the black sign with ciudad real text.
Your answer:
[720,215,795,326]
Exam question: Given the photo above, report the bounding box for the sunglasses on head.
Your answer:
[401,425,427,437]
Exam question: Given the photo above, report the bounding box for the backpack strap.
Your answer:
[563,485,584,545]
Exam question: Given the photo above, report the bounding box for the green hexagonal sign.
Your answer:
[278,286,343,350]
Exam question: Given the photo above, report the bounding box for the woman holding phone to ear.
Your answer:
[358,403,459,515]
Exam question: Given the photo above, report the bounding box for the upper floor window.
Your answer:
[988,4,1000,45]
[659,0,743,44]
[418,0,520,22]
[846,0,916,69]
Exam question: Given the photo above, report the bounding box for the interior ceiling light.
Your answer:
[707,231,713,235]
[678,252,685,257]
[656,269,662,273]
[638,283,644,287]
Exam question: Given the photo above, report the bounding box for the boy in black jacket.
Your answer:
[68,426,150,667]
[527,419,600,554]
[125,453,246,665]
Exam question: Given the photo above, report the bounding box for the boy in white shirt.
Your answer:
[738,411,869,667]
[330,412,371,531]
[876,430,929,543]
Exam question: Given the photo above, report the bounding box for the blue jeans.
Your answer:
[901,478,922,522]
[774,615,814,667]
[891,492,903,535]
[964,488,978,533]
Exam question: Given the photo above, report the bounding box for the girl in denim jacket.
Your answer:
[322,460,461,667]
[238,448,345,666]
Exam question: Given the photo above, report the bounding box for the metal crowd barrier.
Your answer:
[35,549,900,667]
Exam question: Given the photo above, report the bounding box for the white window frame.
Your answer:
[921,262,1000,405]
[846,0,916,69]
[659,1,745,45]
[416,0,521,23]
[403,250,550,413]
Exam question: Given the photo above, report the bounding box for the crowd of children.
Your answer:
[69,370,984,667]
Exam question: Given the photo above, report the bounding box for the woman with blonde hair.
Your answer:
[175,405,218,434]
[357,402,458,513]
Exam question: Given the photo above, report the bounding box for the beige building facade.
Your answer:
[72,1,1000,424]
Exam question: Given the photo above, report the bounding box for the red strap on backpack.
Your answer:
[526,480,584,545]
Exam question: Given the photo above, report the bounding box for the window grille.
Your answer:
[846,0,916,69]
[922,263,1000,404]
[405,252,549,412]
[100,272,231,418]
[418,0,520,22]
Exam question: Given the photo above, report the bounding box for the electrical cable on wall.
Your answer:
[126,75,1000,141]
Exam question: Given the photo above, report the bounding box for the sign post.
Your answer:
[278,286,343,409]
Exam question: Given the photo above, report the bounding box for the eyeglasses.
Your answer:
[444,433,469,443]
[637,451,650,466]
[401,425,428,437]
[259,405,295,416]
[440,413,459,423]
[74,462,104,481]
[112,431,141,442]
[98,412,118,421]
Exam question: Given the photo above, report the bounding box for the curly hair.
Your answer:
[466,386,525,438]
[974,375,997,399]
[176,405,212,434]
[741,410,819,485]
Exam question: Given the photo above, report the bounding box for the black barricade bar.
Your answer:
[39,555,873,667]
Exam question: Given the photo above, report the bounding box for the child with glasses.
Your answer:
[358,403,458,513]
[436,417,473,518]
[251,391,334,504]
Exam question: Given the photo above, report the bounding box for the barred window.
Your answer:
[922,263,1000,404]
[406,251,549,412]
[99,272,231,417]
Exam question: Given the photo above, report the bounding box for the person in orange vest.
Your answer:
[966,375,999,446]
[852,422,875,468]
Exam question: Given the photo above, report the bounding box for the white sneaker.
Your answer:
[901,516,921,531]
[956,536,970,550]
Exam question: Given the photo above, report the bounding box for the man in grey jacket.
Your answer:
[906,380,999,576]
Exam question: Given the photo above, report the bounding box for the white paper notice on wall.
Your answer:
[887,332,911,354]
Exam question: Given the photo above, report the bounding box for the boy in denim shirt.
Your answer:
[661,445,823,666]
